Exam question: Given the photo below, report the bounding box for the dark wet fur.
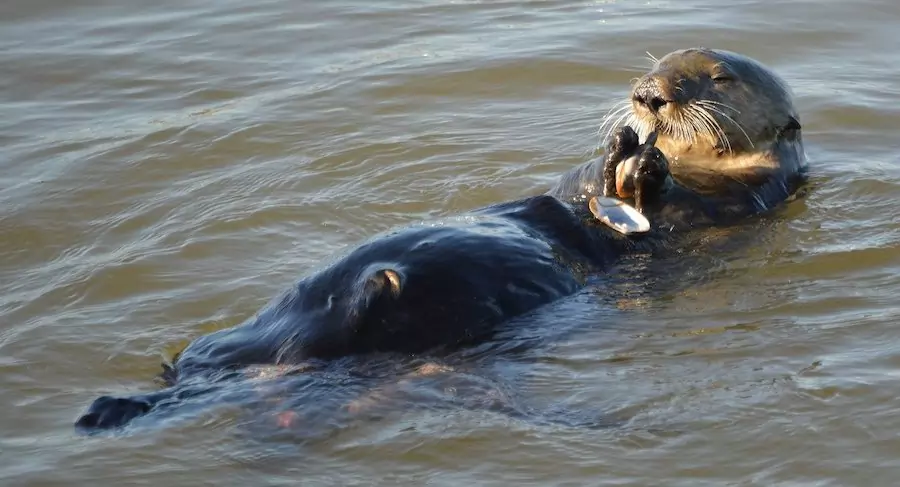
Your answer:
[75,150,804,434]
[75,192,667,434]
[76,49,809,435]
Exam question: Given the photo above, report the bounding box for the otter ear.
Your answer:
[783,116,801,134]
[362,267,403,300]
[775,116,801,140]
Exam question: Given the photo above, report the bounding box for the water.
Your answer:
[3,0,900,485]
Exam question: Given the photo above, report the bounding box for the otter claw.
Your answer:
[600,125,669,214]
[604,128,660,199]
[632,146,670,213]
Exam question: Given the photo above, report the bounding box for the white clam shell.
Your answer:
[615,154,640,197]
[588,196,651,235]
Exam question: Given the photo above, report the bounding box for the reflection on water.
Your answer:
[2,0,900,485]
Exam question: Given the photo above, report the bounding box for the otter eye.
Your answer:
[711,74,734,84]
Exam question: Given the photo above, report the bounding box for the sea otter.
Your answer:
[75,48,807,432]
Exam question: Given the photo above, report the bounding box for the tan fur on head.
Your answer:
[599,48,804,177]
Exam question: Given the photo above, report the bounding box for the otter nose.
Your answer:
[632,78,672,114]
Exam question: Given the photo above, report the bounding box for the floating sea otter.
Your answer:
[75,48,807,432]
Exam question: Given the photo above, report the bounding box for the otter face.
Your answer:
[624,48,800,159]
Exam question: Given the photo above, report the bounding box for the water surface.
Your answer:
[3,0,900,485]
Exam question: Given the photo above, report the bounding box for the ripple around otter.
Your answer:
[3,0,900,485]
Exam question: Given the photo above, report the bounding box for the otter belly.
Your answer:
[172,195,598,379]
[74,195,623,432]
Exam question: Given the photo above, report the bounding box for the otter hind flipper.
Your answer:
[351,266,404,315]
[365,267,403,300]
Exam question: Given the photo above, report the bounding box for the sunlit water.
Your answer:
[2,0,900,485]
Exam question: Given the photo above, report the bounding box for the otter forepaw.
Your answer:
[633,146,671,214]
[602,126,640,197]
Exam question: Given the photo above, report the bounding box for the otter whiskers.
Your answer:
[685,104,731,155]
[595,96,756,156]
[696,100,755,149]
[596,100,635,148]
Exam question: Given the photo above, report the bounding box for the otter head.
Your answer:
[626,48,801,167]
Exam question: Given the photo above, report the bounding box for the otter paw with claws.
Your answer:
[602,126,641,198]
[632,146,670,213]
[602,126,669,214]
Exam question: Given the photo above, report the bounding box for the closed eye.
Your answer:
[711,74,734,84]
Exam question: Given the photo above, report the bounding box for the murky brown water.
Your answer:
[3,0,900,485]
